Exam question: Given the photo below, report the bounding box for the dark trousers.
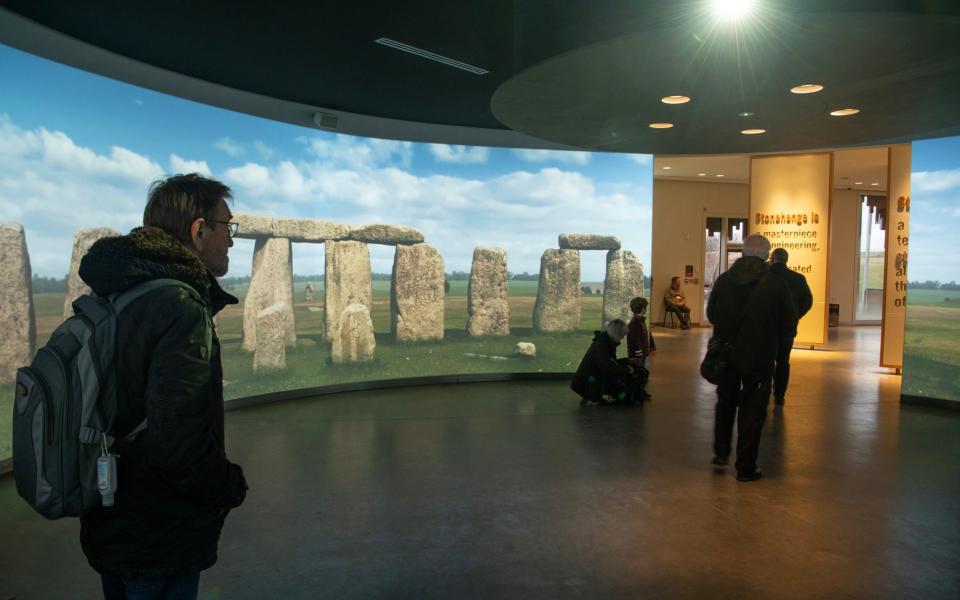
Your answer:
[714,372,771,474]
[773,337,794,399]
[101,573,200,600]
[666,303,691,327]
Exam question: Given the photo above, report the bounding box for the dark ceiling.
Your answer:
[3,0,960,154]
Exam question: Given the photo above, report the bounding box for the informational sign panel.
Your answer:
[750,153,831,346]
[881,144,911,369]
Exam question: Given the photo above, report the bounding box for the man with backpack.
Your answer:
[77,174,248,598]
[767,247,813,405]
[706,234,797,482]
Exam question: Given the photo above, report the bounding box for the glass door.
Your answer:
[704,216,747,322]
[856,195,886,322]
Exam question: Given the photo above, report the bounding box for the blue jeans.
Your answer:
[101,572,200,600]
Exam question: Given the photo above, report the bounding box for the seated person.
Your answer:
[570,319,646,405]
[664,276,691,329]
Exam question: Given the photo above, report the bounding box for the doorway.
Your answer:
[704,215,748,323]
[855,195,886,322]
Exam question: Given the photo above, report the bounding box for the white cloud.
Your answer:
[169,154,212,176]
[252,140,274,160]
[429,144,490,164]
[628,154,653,166]
[912,169,960,192]
[300,134,414,170]
[223,163,272,196]
[513,149,592,166]
[214,137,244,157]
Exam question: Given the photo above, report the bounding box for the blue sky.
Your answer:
[1,44,958,282]
[0,45,653,281]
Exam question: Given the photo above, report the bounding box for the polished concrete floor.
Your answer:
[1,326,959,599]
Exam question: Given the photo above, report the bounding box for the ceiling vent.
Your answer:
[374,38,489,75]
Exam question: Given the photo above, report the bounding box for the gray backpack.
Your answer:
[12,278,208,519]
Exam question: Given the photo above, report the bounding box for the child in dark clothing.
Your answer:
[627,297,653,400]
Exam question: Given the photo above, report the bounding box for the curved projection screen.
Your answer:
[0,47,653,460]
[902,135,960,405]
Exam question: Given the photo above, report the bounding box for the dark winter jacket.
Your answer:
[627,314,650,358]
[768,262,813,335]
[77,227,246,579]
[570,331,633,401]
[706,256,798,379]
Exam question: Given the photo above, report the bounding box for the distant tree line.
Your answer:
[31,275,67,293]
[909,280,960,291]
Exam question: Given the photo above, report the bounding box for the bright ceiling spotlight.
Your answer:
[830,108,860,116]
[716,174,725,177]
[855,181,863,185]
[710,0,756,22]
[662,95,691,104]
[741,128,766,134]
[871,182,879,186]
[662,166,672,170]
[698,173,707,176]
[649,123,674,129]
[791,83,824,94]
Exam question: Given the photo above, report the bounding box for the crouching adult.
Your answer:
[571,319,646,405]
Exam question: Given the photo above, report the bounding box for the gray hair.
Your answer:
[742,233,771,260]
[606,318,629,338]
[771,248,789,264]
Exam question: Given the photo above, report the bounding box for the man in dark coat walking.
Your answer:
[768,248,813,405]
[78,174,248,599]
[707,234,798,481]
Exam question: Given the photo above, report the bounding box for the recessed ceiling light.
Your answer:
[649,123,674,129]
[830,108,860,117]
[854,181,863,185]
[662,95,691,104]
[791,84,824,94]
[716,174,725,177]
[741,128,766,135]
[710,0,756,22]
[738,111,755,118]
[662,166,672,170]
[698,173,707,176]
[871,182,879,186]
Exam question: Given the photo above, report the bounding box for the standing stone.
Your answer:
[325,241,373,343]
[533,249,580,332]
[304,282,315,302]
[514,342,536,358]
[391,243,444,341]
[63,227,119,319]
[602,250,646,328]
[331,304,376,363]
[253,301,287,373]
[466,247,510,336]
[242,237,295,351]
[0,224,36,381]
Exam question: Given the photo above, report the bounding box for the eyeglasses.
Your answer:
[212,220,239,238]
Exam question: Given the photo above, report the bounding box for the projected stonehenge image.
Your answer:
[0,216,647,406]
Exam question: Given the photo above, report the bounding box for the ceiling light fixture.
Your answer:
[662,95,691,104]
[374,38,489,75]
[871,182,879,186]
[649,123,674,129]
[855,181,863,185]
[717,174,725,177]
[741,128,766,135]
[662,166,672,170]
[710,0,756,22]
[830,108,860,117]
[791,84,824,94]
[698,173,707,176]
[738,111,755,117]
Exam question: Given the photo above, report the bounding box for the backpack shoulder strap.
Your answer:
[110,278,205,315]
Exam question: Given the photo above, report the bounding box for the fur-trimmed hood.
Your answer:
[79,226,237,313]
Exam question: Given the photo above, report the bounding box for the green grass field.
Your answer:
[902,289,960,401]
[1,282,611,459]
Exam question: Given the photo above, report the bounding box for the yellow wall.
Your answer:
[750,153,832,345]
[651,179,749,325]
[881,144,911,368]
